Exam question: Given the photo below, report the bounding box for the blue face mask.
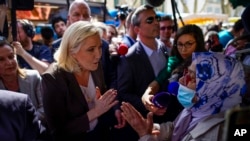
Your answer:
[177,84,196,108]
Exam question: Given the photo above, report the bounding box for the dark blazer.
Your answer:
[0,90,41,141]
[101,39,117,89]
[116,42,158,141]
[41,63,113,141]
[117,42,156,117]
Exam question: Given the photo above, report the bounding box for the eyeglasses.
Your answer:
[146,16,161,24]
[177,41,196,49]
[160,26,173,30]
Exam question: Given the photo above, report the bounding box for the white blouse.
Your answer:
[80,75,98,132]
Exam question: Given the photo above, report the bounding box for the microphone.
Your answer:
[167,81,179,96]
[117,43,128,56]
[152,92,174,108]
[145,0,165,7]
[109,43,128,63]
[152,82,179,109]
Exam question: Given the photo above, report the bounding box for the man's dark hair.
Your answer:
[206,24,220,33]
[131,4,154,26]
[242,4,250,34]
[160,15,173,22]
[41,27,54,40]
[125,9,135,28]
[233,19,244,32]
[51,16,66,30]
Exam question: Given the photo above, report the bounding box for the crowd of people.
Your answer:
[0,0,250,141]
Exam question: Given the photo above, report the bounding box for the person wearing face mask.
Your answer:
[121,52,246,141]
[142,24,207,119]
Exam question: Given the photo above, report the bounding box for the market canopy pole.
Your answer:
[0,0,8,38]
[66,0,70,10]
[170,0,177,32]
[103,0,107,22]
[8,0,17,41]
[8,0,34,41]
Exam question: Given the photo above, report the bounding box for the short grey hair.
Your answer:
[131,5,154,26]
[69,0,91,16]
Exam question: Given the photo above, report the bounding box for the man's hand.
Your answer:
[11,41,26,56]
[142,81,166,116]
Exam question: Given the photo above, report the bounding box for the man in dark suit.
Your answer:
[0,90,42,141]
[115,5,168,141]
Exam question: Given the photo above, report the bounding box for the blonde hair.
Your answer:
[92,21,108,37]
[54,21,102,72]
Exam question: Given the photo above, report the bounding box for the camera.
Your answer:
[115,5,130,21]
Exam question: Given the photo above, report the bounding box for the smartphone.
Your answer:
[223,106,250,141]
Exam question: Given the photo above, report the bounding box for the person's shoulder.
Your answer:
[122,35,131,45]
[101,39,109,47]
[24,69,40,75]
[42,63,70,80]
[23,69,41,78]
[191,113,224,133]
[128,42,140,52]
[187,113,224,141]
[52,38,62,49]
[52,38,62,45]
[0,90,30,116]
[42,62,59,75]
[169,56,181,63]
[32,43,50,52]
[39,45,51,50]
[0,90,28,102]
[218,30,229,36]
[124,43,139,58]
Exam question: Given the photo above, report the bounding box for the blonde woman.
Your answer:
[41,21,122,141]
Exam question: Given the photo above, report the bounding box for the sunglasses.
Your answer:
[146,16,161,24]
[160,26,173,30]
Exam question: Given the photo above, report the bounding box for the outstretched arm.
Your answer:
[121,102,154,137]
[142,81,166,116]
[12,41,50,74]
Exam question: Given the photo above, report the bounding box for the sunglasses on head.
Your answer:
[160,26,173,30]
[146,16,161,24]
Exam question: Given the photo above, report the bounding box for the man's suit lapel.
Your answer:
[136,42,155,78]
